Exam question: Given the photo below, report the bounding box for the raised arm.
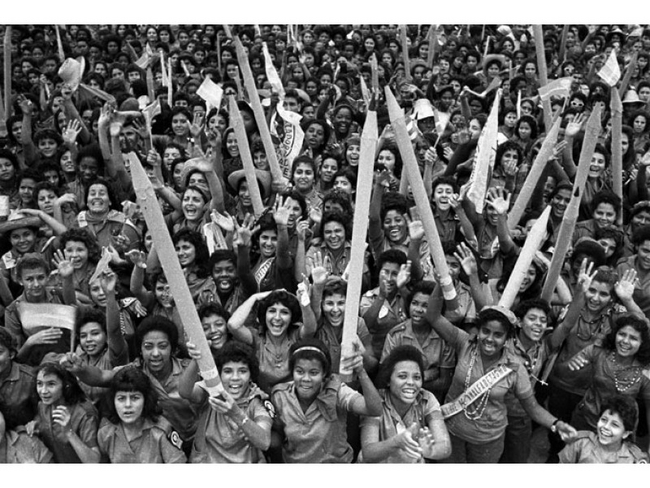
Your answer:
[227,291,273,345]
[425,282,461,345]
[100,269,128,365]
[343,337,382,417]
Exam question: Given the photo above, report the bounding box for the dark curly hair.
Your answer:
[319,209,350,243]
[603,314,650,365]
[404,280,435,318]
[75,307,107,335]
[380,191,409,221]
[375,345,425,389]
[103,367,161,425]
[172,228,211,279]
[599,395,639,433]
[83,177,121,211]
[59,227,102,266]
[215,341,260,384]
[257,290,302,334]
[136,316,179,355]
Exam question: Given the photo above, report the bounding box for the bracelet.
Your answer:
[550,419,559,433]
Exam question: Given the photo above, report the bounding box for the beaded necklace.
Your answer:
[609,352,642,393]
[463,346,491,420]
[515,335,546,386]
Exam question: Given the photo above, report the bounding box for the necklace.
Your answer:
[516,336,547,386]
[463,346,491,421]
[610,352,642,393]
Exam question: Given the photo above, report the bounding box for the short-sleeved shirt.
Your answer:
[573,345,650,429]
[381,319,456,373]
[559,431,649,464]
[35,400,99,463]
[359,288,407,360]
[97,417,187,463]
[316,316,371,373]
[443,328,533,444]
[504,334,553,418]
[360,388,442,464]
[443,282,477,327]
[271,375,362,463]
[0,429,53,463]
[190,383,272,463]
[254,327,302,393]
[0,362,37,428]
[75,210,140,251]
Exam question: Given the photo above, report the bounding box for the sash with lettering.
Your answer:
[440,364,513,419]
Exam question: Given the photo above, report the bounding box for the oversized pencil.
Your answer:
[533,25,552,133]
[340,110,377,374]
[508,116,561,229]
[228,96,264,216]
[4,27,11,118]
[130,150,221,394]
[618,52,638,98]
[233,36,284,183]
[499,206,551,308]
[400,25,412,83]
[541,105,602,301]
[610,88,623,227]
[385,86,457,300]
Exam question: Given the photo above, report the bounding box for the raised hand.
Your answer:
[407,215,425,241]
[295,218,311,242]
[189,112,205,139]
[147,148,162,167]
[62,119,82,146]
[454,242,478,277]
[397,260,412,288]
[310,250,330,285]
[99,268,117,294]
[564,112,586,139]
[485,187,511,215]
[52,249,74,279]
[615,268,638,302]
[576,258,597,295]
[211,210,235,233]
[273,196,291,227]
[18,95,34,116]
[126,249,147,268]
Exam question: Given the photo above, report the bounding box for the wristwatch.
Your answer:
[550,419,559,433]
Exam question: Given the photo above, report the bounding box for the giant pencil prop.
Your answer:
[131,154,221,395]
[508,116,561,230]
[541,105,602,301]
[4,27,11,118]
[533,25,552,133]
[400,26,412,83]
[340,109,377,374]
[499,206,551,308]
[233,36,284,184]
[228,96,264,216]
[386,86,457,301]
[610,88,623,227]
[618,52,638,98]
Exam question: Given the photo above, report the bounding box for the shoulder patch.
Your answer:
[168,429,183,450]
[263,399,276,419]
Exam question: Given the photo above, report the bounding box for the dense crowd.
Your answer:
[0,23,649,464]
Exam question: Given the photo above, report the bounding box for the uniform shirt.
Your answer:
[359,288,407,360]
[572,345,650,429]
[316,316,371,372]
[0,362,37,428]
[271,375,362,463]
[444,282,477,327]
[360,388,443,464]
[78,347,128,406]
[190,383,272,463]
[504,334,553,418]
[549,304,626,395]
[0,428,53,463]
[75,209,140,251]
[559,431,649,464]
[5,289,69,366]
[306,240,366,278]
[617,256,650,319]
[35,400,99,463]
[443,328,533,444]
[381,319,456,374]
[367,228,435,281]
[253,327,302,393]
[97,416,186,463]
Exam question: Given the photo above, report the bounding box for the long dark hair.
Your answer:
[36,362,87,405]
[603,315,650,365]
[104,367,161,424]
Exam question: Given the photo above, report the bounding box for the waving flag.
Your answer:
[598,50,621,87]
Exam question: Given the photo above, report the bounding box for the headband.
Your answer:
[292,346,328,361]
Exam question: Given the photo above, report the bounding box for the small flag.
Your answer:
[19,302,76,333]
[598,50,621,87]
[58,57,84,92]
[263,42,284,97]
[142,99,161,131]
[135,50,151,70]
[538,77,573,101]
[197,77,224,112]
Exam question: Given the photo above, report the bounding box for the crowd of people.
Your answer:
[1,22,650,464]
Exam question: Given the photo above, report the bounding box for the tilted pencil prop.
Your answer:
[498,206,551,308]
[233,36,284,184]
[340,109,377,374]
[130,151,221,394]
[533,25,553,133]
[541,104,603,301]
[400,25,411,83]
[618,51,638,98]
[427,25,437,68]
[508,116,561,230]
[228,96,264,216]
[4,27,12,118]
[610,88,623,227]
[385,86,457,301]
[370,54,379,95]
[54,25,65,61]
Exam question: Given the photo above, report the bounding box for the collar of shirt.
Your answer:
[291,374,342,422]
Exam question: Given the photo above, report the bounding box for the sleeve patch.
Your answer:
[263,400,276,419]
[168,430,183,450]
